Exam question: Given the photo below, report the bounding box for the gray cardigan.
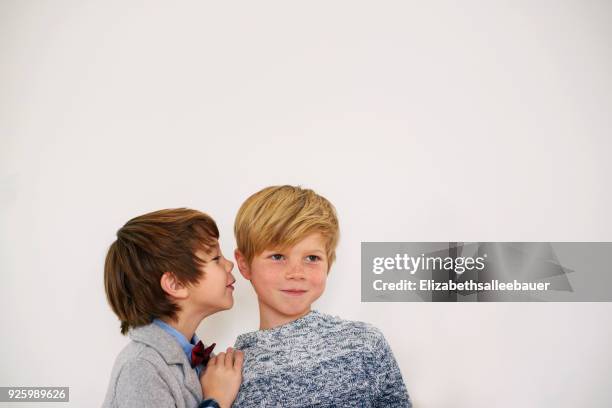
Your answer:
[102,323,204,408]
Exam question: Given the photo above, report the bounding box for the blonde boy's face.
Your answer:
[237,233,329,329]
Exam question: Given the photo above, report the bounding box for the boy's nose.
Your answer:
[285,263,305,279]
[225,258,234,272]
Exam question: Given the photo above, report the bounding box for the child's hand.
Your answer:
[200,347,244,408]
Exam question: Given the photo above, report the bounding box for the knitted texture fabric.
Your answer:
[233,310,412,407]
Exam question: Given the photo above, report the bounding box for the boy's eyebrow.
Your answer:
[261,248,325,255]
[262,247,286,253]
[203,247,220,258]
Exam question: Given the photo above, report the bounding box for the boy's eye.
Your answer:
[270,254,285,261]
[306,255,321,262]
[211,256,221,262]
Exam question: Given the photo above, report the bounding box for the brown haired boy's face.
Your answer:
[239,233,328,329]
[187,242,236,314]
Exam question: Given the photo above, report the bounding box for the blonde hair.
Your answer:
[234,185,339,270]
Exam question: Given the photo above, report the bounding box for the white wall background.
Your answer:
[1,1,611,407]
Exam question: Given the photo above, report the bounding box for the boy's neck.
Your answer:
[258,305,312,330]
[160,311,206,342]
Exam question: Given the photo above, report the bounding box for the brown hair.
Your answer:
[234,185,339,271]
[104,208,219,335]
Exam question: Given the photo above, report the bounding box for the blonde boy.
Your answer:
[232,186,411,407]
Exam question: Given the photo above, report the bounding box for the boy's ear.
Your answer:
[234,249,252,280]
[160,272,189,299]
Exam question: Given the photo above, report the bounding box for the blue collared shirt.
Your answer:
[151,319,219,408]
[152,319,204,377]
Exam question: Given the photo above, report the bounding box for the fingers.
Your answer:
[225,347,234,367]
[234,349,244,370]
[205,347,243,370]
[213,352,225,366]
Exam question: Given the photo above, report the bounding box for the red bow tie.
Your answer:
[191,341,215,368]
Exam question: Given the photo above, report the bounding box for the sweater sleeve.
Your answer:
[368,328,412,408]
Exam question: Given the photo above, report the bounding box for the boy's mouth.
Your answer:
[226,280,236,290]
[280,289,307,296]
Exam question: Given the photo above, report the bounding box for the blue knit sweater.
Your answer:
[232,310,411,407]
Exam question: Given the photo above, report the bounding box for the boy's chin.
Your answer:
[221,299,234,310]
[275,304,313,318]
[207,300,234,314]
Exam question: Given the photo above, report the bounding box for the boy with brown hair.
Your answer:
[102,208,243,408]
[232,186,412,407]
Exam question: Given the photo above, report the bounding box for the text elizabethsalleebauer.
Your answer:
[373,279,551,291]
